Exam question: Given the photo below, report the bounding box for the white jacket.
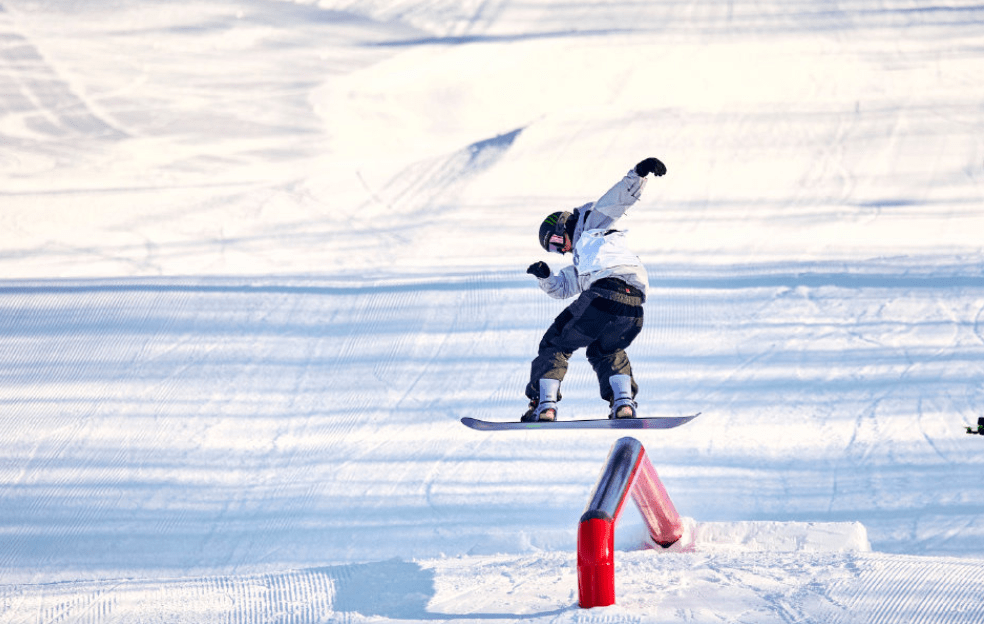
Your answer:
[537,169,650,300]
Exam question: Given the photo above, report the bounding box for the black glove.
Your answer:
[526,261,550,279]
[635,157,667,177]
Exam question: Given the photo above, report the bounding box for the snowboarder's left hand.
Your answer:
[635,157,666,177]
[526,261,550,279]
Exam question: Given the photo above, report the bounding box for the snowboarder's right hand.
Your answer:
[635,157,666,177]
[526,261,550,279]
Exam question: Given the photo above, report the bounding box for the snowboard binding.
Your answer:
[967,417,984,436]
[608,374,637,419]
[611,399,637,419]
[521,379,560,422]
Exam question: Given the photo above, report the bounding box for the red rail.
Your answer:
[577,437,683,608]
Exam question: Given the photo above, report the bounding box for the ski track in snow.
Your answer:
[2,0,984,622]
[830,554,984,624]
[0,5,125,147]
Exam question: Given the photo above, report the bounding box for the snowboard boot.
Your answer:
[521,378,560,422]
[608,374,637,419]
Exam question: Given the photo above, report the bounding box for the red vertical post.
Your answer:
[577,514,616,608]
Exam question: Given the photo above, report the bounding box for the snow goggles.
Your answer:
[547,234,566,254]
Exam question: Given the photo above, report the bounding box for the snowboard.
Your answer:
[460,413,700,431]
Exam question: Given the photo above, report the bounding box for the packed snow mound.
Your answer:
[681,519,871,553]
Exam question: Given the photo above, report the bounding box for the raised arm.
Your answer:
[582,157,666,231]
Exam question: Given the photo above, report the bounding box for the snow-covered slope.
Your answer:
[1,0,983,621]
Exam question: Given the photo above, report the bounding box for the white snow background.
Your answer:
[2,0,984,622]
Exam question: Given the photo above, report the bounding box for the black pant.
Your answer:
[526,283,644,404]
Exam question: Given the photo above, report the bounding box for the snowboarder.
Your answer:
[522,157,667,422]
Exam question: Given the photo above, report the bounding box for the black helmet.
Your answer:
[538,211,572,253]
